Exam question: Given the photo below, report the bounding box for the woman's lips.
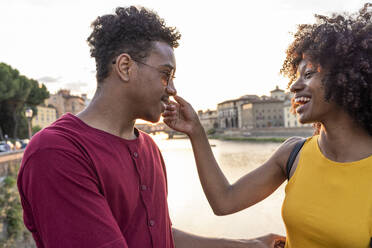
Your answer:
[296,101,310,114]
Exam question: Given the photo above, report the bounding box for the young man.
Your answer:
[17,6,282,248]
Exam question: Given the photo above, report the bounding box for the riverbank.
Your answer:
[166,127,314,142]
[208,135,287,142]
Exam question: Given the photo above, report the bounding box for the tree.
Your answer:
[0,63,49,139]
[32,125,42,135]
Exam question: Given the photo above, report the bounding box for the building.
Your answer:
[216,85,314,130]
[81,93,92,107]
[240,86,287,129]
[270,85,286,100]
[32,104,57,129]
[198,109,218,131]
[46,89,86,117]
[217,99,238,129]
[217,95,259,129]
[250,99,285,128]
[241,103,254,129]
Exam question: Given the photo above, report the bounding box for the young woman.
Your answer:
[163,4,372,248]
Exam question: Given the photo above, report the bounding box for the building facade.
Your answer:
[198,109,218,131]
[217,100,238,129]
[46,89,86,117]
[240,86,287,129]
[217,95,259,129]
[213,86,316,130]
[270,86,286,100]
[32,104,57,129]
[251,99,285,128]
[241,103,254,129]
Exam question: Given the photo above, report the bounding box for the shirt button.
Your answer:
[141,185,147,191]
[133,152,138,158]
[149,220,155,227]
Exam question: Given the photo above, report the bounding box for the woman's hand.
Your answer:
[162,95,203,137]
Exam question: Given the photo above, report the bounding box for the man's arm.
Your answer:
[172,228,285,248]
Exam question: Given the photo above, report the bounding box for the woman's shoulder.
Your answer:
[272,136,308,170]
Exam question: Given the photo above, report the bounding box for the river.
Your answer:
[152,133,287,240]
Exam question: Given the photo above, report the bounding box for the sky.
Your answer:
[0,0,368,111]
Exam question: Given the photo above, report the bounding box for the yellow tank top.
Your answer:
[282,136,372,248]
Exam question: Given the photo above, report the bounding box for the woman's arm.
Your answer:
[163,96,302,215]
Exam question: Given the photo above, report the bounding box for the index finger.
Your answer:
[173,95,190,106]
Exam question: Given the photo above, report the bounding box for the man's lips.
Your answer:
[160,96,169,112]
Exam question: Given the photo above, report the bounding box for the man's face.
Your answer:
[131,41,177,123]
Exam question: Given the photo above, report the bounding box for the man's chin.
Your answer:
[141,114,161,123]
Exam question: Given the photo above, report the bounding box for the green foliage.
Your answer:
[3,177,15,188]
[206,128,216,135]
[0,62,49,139]
[31,125,42,135]
[0,161,31,247]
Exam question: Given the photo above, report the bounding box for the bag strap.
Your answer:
[286,139,306,180]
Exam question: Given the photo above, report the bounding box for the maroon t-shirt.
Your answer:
[17,113,174,248]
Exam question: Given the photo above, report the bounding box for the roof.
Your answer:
[270,85,285,93]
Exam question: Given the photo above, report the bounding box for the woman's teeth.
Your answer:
[294,97,311,104]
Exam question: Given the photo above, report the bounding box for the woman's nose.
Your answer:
[290,78,305,93]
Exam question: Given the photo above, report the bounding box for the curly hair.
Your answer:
[87,6,181,82]
[281,3,372,136]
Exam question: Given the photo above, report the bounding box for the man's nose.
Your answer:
[166,80,177,96]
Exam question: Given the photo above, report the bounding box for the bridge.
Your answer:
[135,123,183,139]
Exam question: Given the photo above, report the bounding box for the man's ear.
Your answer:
[113,53,133,82]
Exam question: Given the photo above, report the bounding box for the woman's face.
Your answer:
[290,59,340,124]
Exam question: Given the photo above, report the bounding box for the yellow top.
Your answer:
[282,136,372,248]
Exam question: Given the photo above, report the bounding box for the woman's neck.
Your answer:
[318,115,372,162]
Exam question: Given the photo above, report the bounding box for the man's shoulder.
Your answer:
[24,114,90,159]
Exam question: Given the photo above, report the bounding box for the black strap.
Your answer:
[286,139,306,180]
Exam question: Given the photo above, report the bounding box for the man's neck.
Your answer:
[77,87,137,140]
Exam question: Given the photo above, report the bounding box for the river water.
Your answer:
[152,133,287,240]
